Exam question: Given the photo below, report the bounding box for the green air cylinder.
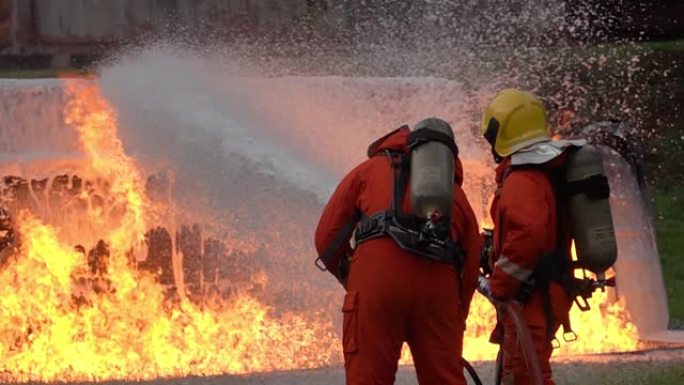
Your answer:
[565,144,617,277]
[409,118,455,219]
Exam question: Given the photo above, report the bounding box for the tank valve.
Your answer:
[573,273,617,311]
[429,210,443,224]
[421,210,445,240]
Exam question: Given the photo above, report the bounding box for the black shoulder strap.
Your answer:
[386,150,410,217]
[566,175,610,200]
[548,167,569,258]
[407,128,459,156]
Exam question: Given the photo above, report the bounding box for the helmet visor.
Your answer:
[483,118,499,147]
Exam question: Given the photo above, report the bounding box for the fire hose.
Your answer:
[478,276,544,385]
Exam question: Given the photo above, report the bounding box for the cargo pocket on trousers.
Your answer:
[342,290,359,354]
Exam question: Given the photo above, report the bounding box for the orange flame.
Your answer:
[561,242,638,354]
[398,232,638,365]
[0,82,337,382]
[398,289,638,365]
[0,81,639,381]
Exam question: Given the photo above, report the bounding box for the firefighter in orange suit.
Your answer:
[315,118,482,385]
[480,89,575,385]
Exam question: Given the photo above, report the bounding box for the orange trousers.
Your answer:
[500,284,571,385]
[342,239,466,385]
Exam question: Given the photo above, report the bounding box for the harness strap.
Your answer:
[354,150,463,267]
[566,174,610,199]
[355,212,463,266]
[388,150,409,216]
[355,211,390,244]
[540,280,556,343]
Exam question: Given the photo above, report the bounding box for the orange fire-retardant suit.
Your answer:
[481,89,573,385]
[489,156,573,385]
[315,125,482,385]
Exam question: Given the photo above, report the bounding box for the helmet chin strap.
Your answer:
[492,148,503,164]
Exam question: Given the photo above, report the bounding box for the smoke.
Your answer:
[98,49,338,211]
[112,1,670,139]
[96,46,498,222]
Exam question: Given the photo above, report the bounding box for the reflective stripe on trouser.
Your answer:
[495,255,534,282]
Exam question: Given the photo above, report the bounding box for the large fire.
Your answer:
[0,81,638,381]
[0,82,337,381]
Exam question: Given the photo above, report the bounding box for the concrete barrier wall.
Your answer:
[1,1,682,57]
[30,0,308,43]
[0,0,10,46]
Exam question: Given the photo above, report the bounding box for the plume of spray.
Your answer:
[99,48,338,209]
[92,0,670,333]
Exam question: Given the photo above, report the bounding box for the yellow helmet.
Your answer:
[480,88,550,158]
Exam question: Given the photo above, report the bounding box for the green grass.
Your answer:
[641,37,684,52]
[655,188,684,326]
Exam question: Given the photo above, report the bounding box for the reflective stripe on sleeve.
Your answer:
[495,255,533,282]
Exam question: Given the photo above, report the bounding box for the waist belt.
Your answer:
[354,211,462,267]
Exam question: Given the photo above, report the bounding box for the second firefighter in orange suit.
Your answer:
[480,89,577,385]
[315,119,482,385]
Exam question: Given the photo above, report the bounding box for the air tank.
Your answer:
[409,118,455,220]
[565,144,618,277]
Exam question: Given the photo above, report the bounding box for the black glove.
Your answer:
[477,276,492,299]
[337,253,351,289]
[480,228,494,276]
[516,279,536,303]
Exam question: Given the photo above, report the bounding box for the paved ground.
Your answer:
[57,347,682,385]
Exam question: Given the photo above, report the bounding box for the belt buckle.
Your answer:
[371,216,384,235]
[358,214,384,239]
